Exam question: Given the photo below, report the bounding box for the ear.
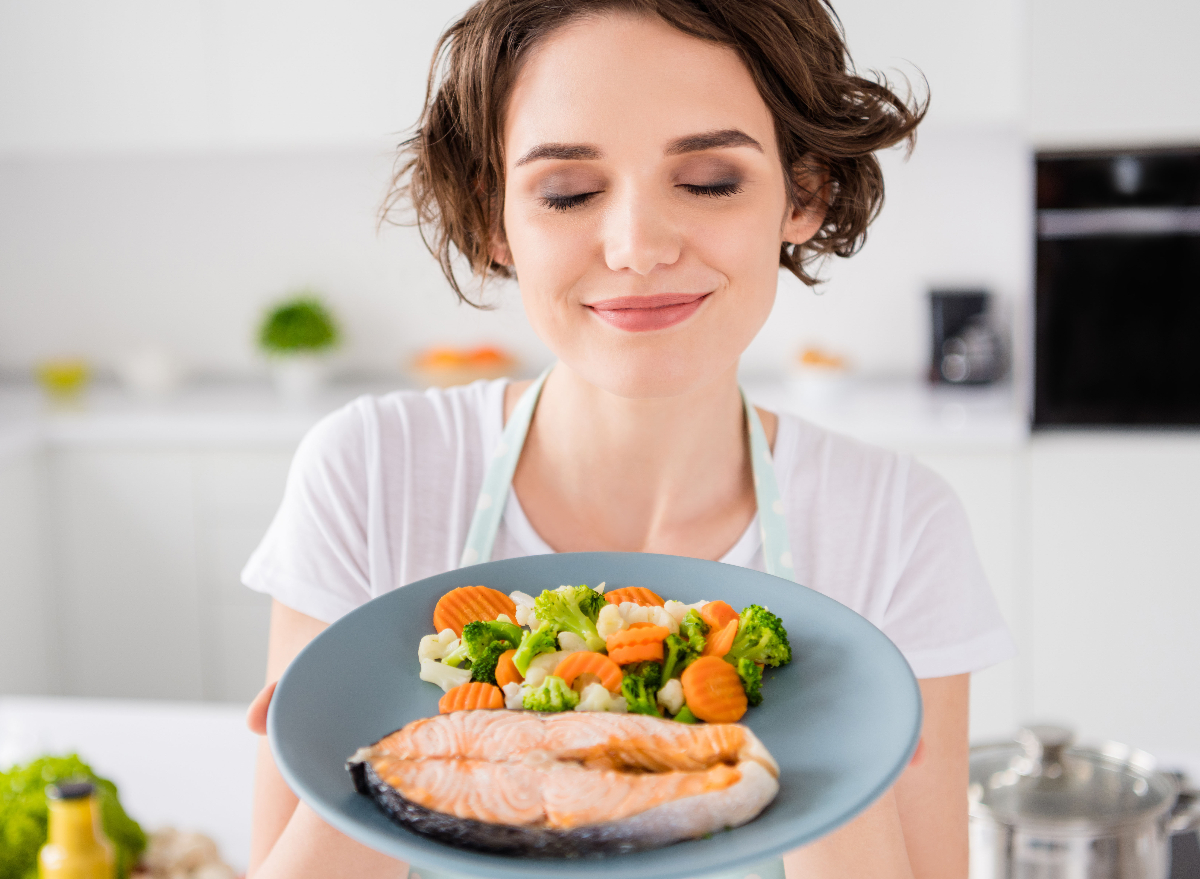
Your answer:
[782,159,831,246]
[489,230,512,268]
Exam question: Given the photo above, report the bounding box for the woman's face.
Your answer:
[500,13,824,398]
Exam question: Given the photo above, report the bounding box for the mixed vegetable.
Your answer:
[418,582,792,723]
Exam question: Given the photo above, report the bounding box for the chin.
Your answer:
[567,342,737,400]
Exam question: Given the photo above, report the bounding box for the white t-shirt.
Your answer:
[243,379,1014,679]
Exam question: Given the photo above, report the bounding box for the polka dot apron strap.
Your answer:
[458,366,552,568]
[743,390,797,583]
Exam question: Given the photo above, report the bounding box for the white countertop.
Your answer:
[0,375,1030,462]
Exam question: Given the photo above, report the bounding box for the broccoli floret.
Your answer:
[679,609,710,649]
[521,675,580,712]
[532,585,607,651]
[727,604,792,668]
[673,705,700,723]
[443,620,522,684]
[442,640,471,668]
[461,619,523,657]
[729,655,764,706]
[513,621,559,675]
[620,661,663,716]
[661,631,702,681]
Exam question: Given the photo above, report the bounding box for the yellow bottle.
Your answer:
[38,782,115,879]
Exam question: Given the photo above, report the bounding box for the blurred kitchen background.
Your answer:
[2,0,1199,872]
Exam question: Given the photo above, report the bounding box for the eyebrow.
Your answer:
[513,128,762,166]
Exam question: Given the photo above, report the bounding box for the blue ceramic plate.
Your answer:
[269,552,921,879]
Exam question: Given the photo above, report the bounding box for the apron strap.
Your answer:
[458,366,552,568]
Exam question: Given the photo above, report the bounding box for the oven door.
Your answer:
[1035,209,1200,426]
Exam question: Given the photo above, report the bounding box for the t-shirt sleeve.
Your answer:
[241,400,374,624]
[881,459,1016,678]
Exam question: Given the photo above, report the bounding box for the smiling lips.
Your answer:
[585,293,710,332]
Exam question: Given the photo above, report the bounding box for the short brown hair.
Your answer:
[384,0,926,305]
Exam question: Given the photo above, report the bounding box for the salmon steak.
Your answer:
[346,710,780,857]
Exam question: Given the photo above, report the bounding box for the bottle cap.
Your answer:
[46,781,95,801]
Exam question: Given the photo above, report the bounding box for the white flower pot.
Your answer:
[271,355,330,406]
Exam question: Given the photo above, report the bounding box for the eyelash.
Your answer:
[540,181,744,212]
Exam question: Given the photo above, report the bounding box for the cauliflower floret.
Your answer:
[648,605,679,634]
[525,667,548,688]
[417,629,460,661]
[656,678,685,715]
[575,682,629,713]
[596,603,626,640]
[419,658,472,692]
[558,632,588,652]
[618,601,651,624]
[594,582,606,594]
[502,682,524,710]
[511,592,540,627]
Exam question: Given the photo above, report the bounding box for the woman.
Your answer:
[243,1,1014,877]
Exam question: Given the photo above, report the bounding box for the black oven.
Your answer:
[1034,147,1200,426]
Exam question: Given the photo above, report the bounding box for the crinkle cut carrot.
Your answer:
[433,585,517,637]
[604,587,665,607]
[438,682,505,713]
[681,656,748,723]
[606,624,669,652]
[606,623,668,665]
[608,641,664,665]
[554,652,623,692]
[699,600,740,631]
[701,619,739,658]
[495,649,522,689]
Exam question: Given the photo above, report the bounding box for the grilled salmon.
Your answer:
[347,711,779,856]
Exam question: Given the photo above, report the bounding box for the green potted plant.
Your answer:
[258,293,340,403]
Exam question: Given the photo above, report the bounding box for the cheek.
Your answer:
[503,205,593,331]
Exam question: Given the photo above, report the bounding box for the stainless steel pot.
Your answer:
[969,725,1200,879]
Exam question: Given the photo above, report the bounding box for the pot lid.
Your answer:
[969,725,1177,829]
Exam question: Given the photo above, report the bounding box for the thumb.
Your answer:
[247,679,278,736]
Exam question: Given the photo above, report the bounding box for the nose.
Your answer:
[602,185,681,275]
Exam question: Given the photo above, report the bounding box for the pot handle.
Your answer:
[1168,782,1200,835]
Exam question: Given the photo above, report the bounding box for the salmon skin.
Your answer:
[346,710,780,857]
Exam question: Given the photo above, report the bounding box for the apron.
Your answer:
[416,366,793,879]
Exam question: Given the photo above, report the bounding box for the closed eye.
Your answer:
[541,191,601,211]
[679,181,743,198]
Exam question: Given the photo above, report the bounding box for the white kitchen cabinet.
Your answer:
[192,450,292,702]
[0,449,53,693]
[50,450,206,700]
[1028,434,1200,756]
[45,446,294,703]
[909,449,1024,742]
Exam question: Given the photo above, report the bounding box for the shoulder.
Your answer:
[772,411,911,495]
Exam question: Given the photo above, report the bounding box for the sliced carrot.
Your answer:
[494,649,522,689]
[608,641,665,665]
[701,618,739,658]
[438,682,504,713]
[604,587,665,607]
[606,624,669,652]
[699,600,740,631]
[554,652,623,692]
[681,656,748,723]
[433,585,517,637]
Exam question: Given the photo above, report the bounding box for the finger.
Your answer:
[247,679,278,736]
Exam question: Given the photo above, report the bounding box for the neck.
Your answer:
[511,362,755,557]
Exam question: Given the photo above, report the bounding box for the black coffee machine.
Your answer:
[929,289,1004,385]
